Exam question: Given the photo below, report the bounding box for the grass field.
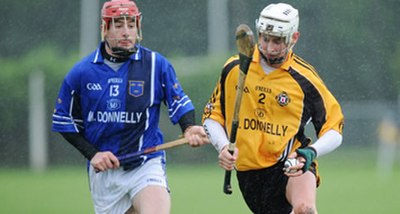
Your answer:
[1,147,399,213]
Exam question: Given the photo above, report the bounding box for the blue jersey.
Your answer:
[52,43,194,169]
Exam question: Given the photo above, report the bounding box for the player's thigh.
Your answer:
[132,185,170,214]
[286,171,317,207]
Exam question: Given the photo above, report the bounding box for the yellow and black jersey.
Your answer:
[202,47,344,171]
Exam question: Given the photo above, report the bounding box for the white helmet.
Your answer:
[255,3,299,45]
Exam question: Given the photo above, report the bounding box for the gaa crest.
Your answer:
[275,91,290,107]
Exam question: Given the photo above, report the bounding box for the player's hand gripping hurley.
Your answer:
[93,138,188,173]
[223,24,255,194]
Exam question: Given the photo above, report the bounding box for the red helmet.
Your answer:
[101,0,142,42]
[101,0,141,29]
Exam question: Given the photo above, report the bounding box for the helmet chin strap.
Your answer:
[258,45,286,65]
[105,40,138,58]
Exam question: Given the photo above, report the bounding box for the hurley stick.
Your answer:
[118,138,188,162]
[223,24,255,195]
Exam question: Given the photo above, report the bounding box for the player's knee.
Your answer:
[292,202,317,214]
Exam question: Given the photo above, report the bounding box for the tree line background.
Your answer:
[0,0,399,167]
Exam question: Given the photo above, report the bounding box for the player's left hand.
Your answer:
[296,146,317,172]
[184,125,210,147]
[285,146,317,176]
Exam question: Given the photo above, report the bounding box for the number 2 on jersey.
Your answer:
[258,93,266,104]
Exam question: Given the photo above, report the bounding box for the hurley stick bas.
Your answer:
[223,24,255,195]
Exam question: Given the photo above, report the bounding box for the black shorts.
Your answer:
[236,162,317,214]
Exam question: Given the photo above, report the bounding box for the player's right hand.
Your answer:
[184,125,210,147]
[218,145,238,171]
[91,151,120,172]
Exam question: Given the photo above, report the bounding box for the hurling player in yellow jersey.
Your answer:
[203,3,344,214]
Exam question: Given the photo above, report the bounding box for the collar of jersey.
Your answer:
[280,50,294,71]
[92,43,142,64]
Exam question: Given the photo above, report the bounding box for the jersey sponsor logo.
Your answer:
[108,78,123,84]
[255,85,272,93]
[107,99,121,111]
[129,80,144,97]
[254,108,266,118]
[87,110,143,124]
[276,91,291,107]
[243,118,288,136]
[86,83,102,90]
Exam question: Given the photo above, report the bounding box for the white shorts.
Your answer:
[89,156,169,214]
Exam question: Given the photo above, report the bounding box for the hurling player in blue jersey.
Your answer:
[52,0,209,213]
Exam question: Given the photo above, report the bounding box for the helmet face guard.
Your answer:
[258,35,288,65]
[101,0,142,57]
